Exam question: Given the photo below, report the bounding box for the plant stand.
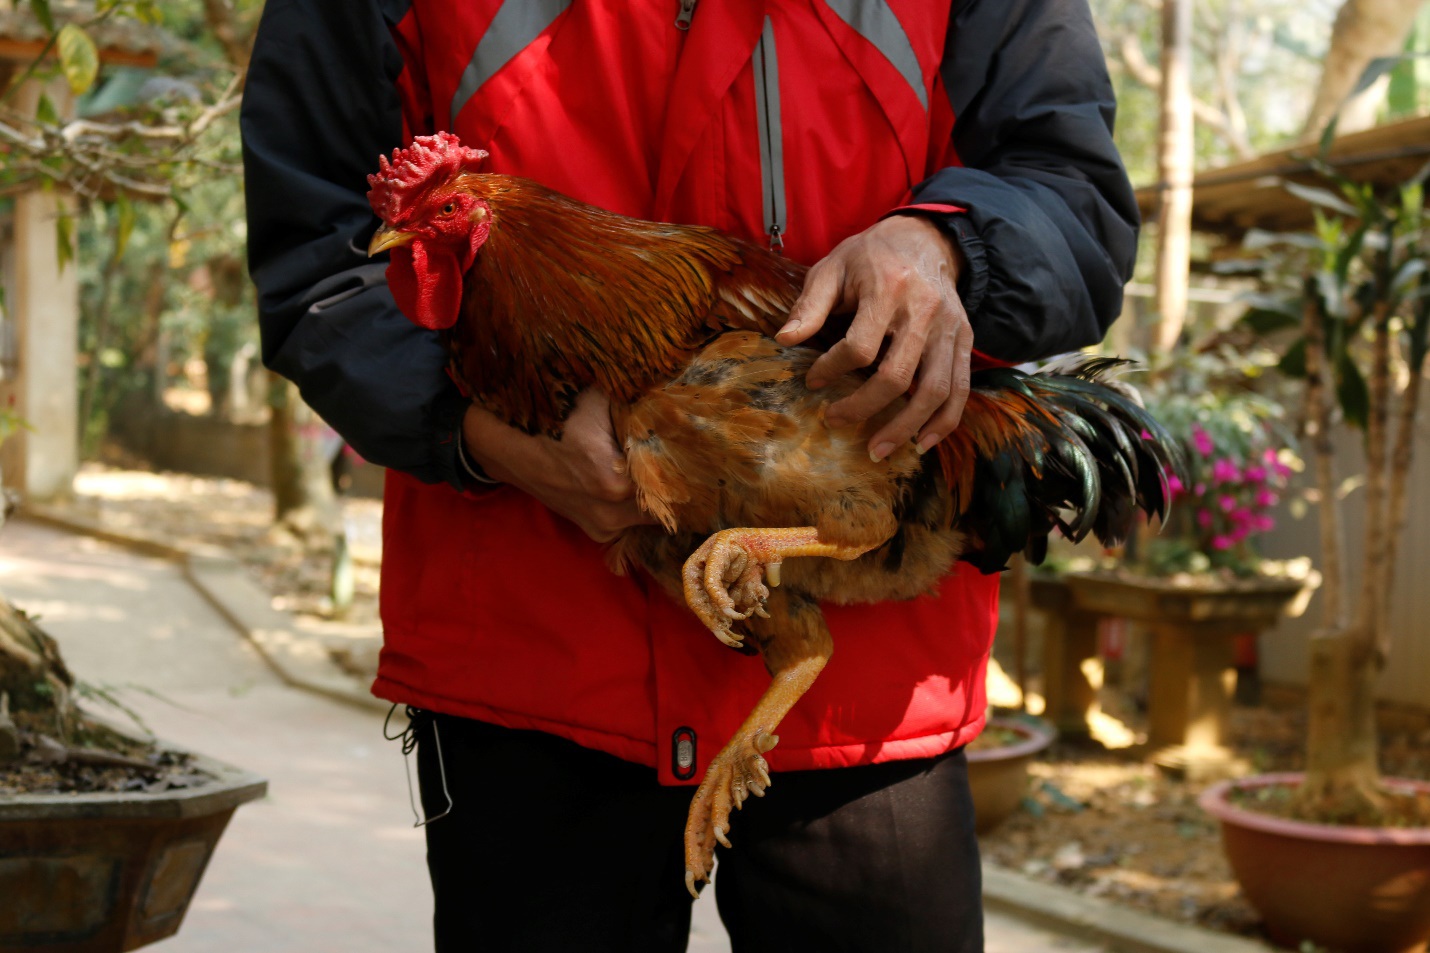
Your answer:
[1033,572,1308,780]
[1028,576,1100,740]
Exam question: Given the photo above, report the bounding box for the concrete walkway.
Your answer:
[0,518,1103,952]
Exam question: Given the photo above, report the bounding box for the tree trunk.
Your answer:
[1302,280,1345,627]
[1153,0,1195,352]
[267,373,339,542]
[1379,361,1423,656]
[0,596,75,741]
[1297,629,1384,820]
[1300,0,1427,140]
[1356,281,1393,652]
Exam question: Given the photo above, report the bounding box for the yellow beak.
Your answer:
[368,225,415,257]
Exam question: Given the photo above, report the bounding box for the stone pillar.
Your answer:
[3,79,79,501]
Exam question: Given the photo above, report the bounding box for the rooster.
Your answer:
[366,133,1180,896]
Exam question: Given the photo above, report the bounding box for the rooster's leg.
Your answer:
[681,526,874,647]
[683,589,831,897]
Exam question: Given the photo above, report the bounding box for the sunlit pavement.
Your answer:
[0,519,1103,953]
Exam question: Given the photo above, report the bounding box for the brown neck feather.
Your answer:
[449,175,803,435]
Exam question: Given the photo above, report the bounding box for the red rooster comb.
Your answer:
[366,132,489,221]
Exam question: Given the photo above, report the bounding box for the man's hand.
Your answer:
[776,215,972,462]
[462,391,654,542]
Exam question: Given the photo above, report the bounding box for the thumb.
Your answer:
[777,261,842,345]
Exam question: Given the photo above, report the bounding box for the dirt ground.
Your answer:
[980,690,1430,940]
[29,462,1430,942]
[48,461,384,630]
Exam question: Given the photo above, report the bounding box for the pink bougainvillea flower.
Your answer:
[1197,509,1214,528]
[1230,507,1254,526]
[1212,535,1234,550]
[1244,465,1267,484]
[1211,458,1240,483]
[1219,495,1238,512]
[1252,514,1276,532]
[1255,489,1279,508]
[1194,482,1207,496]
[1192,427,1214,456]
[1167,473,1185,494]
[1229,525,1251,543]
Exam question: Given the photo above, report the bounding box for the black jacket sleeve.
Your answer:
[241,0,468,489]
[915,0,1139,363]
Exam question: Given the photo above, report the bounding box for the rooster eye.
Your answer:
[442,202,456,214]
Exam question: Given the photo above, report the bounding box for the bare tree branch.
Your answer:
[1118,33,1256,160]
[201,0,252,77]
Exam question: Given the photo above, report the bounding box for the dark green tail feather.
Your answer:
[958,358,1186,574]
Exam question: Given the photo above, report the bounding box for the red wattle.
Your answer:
[387,241,462,330]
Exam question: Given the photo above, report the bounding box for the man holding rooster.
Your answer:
[243,1,1138,950]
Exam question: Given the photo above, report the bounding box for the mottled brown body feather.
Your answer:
[609,332,964,609]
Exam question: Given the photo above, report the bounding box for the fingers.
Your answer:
[822,307,922,429]
[862,321,955,459]
[806,293,897,391]
[777,258,843,345]
[914,321,974,454]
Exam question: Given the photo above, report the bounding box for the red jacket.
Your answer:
[242,0,1138,785]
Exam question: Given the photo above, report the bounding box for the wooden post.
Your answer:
[1148,620,1249,781]
[1032,576,1100,739]
[1153,0,1194,353]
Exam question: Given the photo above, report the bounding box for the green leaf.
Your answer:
[1351,55,1404,98]
[55,211,75,271]
[1240,307,1302,335]
[1410,273,1430,372]
[34,92,58,126]
[1285,180,1361,218]
[1388,54,1419,118]
[1317,115,1340,162]
[1277,338,1307,378]
[1335,353,1369,430]
[113,194,135,259]
[1402,181,1425,232]
[1393,257,1427,297]
[1332,222,1369,285]
[1315,271,1347,320]
[56,23,99,96]
[1241,228,1322,251]
[30,0,55,33]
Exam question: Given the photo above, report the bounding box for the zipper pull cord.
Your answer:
[676,0,699,30]
[768,224,785,254]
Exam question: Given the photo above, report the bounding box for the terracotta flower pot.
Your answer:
[967,716,1055,834]
[1199,773,1430,953]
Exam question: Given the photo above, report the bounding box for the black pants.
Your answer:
[412,711,983,953]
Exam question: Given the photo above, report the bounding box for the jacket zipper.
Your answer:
[752,17,787,252]
[675,0,698,30]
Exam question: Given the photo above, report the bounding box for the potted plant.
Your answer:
[1136,351,1299,583]
[0,467,265,951]
[1198,165,1430,952]
[967,711,1056,834]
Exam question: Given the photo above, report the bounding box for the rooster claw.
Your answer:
[683,730,779,898]
[682,530,776,645]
